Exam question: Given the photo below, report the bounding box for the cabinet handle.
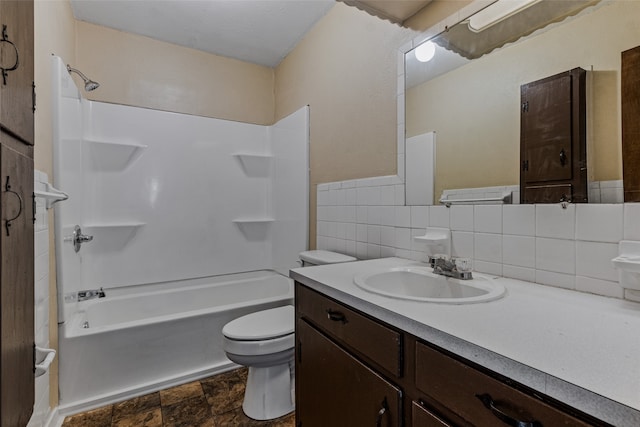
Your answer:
[0,25,20,85]
[4,176,23,236]
[326,309,348,324]
[376,398,388,427]
[476,394,542,427]
[559,149,568,166]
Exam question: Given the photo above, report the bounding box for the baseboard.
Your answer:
[44,407,64,427]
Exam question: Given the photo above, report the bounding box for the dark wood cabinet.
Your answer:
[295,283,608,427]
[0,1,35,426]
[520,68,587,204]
[622,45,640,202]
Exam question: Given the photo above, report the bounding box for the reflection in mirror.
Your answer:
[406,0,639,205]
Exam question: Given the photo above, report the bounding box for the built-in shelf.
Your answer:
[83,222,146,252]
[232,218,273,241]
[612,240,640,290]
[232,153,272,177]
[85,139,148,171]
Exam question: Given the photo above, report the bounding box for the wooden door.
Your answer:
[0,143,34,427]
[622,45,640,202]
[0,0,35,146]
[296,319,402,427]
[0,1,35,425]
[520,68,587,203]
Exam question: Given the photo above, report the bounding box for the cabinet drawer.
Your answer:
[412,401,452,427]
[415,342,594,427]
[296,284,402,377]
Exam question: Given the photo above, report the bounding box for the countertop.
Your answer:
[290,257,640,427]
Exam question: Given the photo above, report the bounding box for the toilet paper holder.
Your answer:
[35,346,56,377]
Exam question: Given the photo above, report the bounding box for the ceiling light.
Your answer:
[468,0,542,33]
[415,41,436,63]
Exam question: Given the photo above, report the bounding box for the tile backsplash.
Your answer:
[317,177,638,301]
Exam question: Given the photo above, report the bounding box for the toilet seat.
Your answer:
[224,333,294,357]
[223,305,294,341]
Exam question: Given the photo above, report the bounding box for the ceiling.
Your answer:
[69,0,336,68]
[69,0,436,68]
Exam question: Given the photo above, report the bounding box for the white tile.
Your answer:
[411,228,428,252]
[380,186,396,205]
[429,206,449,228]
[395,227,412,250]
[381,226,396,247]
[601,187,623,203]
[474,233,502,263]
[451,231,474,259]
[316,236,329,250]
[344,188,357,206]
[336,223,347,240]
[366,187,381,205]
[356,178,374,187]
[575,276,624,299]
[395,249,412,259]
[394,185,405,205]
[624,203,640,240]
[381,246,396,258]
[502,235,535,268]
[474,261,502,276]
[535,270,575,290]
[317,183,329,191]
[575,204,623,243]
[356,188,368,205]
[450,205,473,231]
[357,206,368,223]
[502,265,536,282]
[535,238,575,274]
[341,180,357,189]
[345,223,356,241]
[367,225,381,244]
[410,206,429,228]
[329,182,341,190]
[395,206,411,228]
[575,241,618,282]
[345,240,357,258]
[536,204,575,239]
[317,190,329,206]
[317,206,329,221]
[397,154,405,180]
[410,251,429,262]
[379,206,395,226]
[624,289,640,303]
[344,206,357,223]
[367,244,381,259]
[474,205,502,233]
[356,242,368,259]
[368,207,383,225]
[503,205,535,236]
[317,221,329,237]
[356,224,368,242]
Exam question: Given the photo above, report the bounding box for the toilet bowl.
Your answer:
[222,250,356,420]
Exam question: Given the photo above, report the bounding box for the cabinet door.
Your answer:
[0,142,34,427]
[0,0,35,146]
[412,401,452,427]
[520,68,586,203]
[296,319,401,427]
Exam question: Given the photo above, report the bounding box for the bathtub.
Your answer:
[58,270,293,415]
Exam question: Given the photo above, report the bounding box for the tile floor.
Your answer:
[61,368,295,427]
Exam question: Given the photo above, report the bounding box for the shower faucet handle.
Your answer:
[66,225,94,253]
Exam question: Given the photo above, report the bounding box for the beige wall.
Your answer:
[75,21,275,125]
[275,3,416,248]
[34,0,77,408]
[407,1,637,201]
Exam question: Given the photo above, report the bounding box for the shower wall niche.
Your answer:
[51,56,308,320]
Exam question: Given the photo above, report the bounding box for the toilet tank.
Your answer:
[299,250,356,267]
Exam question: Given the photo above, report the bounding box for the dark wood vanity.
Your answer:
[295,283,609,427]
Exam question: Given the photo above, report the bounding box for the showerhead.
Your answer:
[66,64,100,92]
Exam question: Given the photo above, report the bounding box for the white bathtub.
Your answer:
[58,270,293,415]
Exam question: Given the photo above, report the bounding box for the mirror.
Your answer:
[405,0,639,204]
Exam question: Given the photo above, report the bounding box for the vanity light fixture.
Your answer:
[468,0,542,32]
[415,40,436,63]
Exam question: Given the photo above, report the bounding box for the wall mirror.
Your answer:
[405,0,640,205]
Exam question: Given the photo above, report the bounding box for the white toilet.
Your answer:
[222,250,356,420]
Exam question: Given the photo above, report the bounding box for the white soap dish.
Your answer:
[413,227,451,257]
[612,241,640,290]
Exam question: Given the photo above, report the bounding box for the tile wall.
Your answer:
[28,171,53,427]
[317,176,640,302]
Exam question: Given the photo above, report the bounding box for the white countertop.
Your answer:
[290,257,640,426]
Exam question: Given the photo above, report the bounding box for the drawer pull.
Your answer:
[476,394,542,427]
[376,398,388,427]
[326,309,348,323]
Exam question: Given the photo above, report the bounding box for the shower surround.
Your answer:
[50,56,308,413]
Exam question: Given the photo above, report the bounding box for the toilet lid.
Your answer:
[299,250,356,265]
[223,305,294,341]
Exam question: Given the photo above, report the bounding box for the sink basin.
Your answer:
[353,267,506,304]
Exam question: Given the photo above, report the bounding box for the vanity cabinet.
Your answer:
[295,283,608,427]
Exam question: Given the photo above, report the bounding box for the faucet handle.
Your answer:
[454,257,473,272]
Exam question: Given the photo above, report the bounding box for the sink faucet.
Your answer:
[429,256,473,280]
[76,287,106,302]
